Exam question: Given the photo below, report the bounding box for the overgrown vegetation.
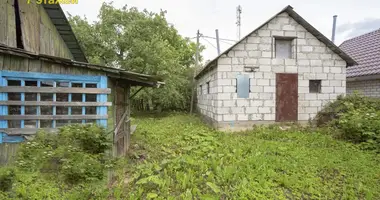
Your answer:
[110,114,380,199]
[314,93,380,152]
[2,113,380,199]
[0,124,116,199]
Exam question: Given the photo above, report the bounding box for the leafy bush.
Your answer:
[15,124,113,184]
[314,93,380,127]
[335,103,380,151]
[314,93,380,151]
[0,124,116,199]
[0,167,15,192]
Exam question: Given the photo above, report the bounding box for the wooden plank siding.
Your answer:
[7,0,17,48]
[112,81,131,156]
[0,1,138,164]
[0,0,8,46]
[0,143,20,165]
[0,86,111,94]
[0,101,112,106]
[18,0,40,54]
[0,128,57,135]
[0,0,73,58]
[0,53,107,76]
[38,5,73,59]
[0,115,108,120]
[0,0,16,48]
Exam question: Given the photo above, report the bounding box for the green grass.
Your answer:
[115,113,380,199]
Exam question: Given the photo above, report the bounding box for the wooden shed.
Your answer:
[0,0,164,163]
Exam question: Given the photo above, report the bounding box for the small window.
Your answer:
[309,80,321,93]
[199,85,202,95]
[275,38,293,59]
[206,82,210,94]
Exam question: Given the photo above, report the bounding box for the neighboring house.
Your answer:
[339,29,380,97]
[195,5,356,131]
[0,1,163,159]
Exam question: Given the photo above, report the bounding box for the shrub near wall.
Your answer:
[0,124,116,199]
[314,94,380,152]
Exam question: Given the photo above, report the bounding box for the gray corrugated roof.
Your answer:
[339,29,380,78]
[195,5,357,79]
[42,4,88,63]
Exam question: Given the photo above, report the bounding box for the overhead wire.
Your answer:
[220,40,234,46]
[201,37,217,49]
[201,35,236,42]
[188,34,236,43]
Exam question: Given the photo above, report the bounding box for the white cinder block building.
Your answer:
[340,29,380,98]
[195,5,356,131]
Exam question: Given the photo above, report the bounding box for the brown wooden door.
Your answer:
[276,73,298,122]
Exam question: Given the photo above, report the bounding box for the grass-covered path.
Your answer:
[121,113,380,199]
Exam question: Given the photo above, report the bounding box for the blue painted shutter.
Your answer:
[237,74,249,98]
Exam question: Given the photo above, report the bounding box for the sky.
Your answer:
[61,0,380,61]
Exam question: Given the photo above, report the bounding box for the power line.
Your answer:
[220,40,234,46]
[201,37,217,49]
[188,34,236,43]
[201,35,236,42]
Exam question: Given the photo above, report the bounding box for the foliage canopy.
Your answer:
[68,3,203,111]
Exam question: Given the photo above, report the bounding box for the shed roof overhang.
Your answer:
[0,44,165,88]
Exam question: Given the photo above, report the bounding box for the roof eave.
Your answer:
[0,45,165,87]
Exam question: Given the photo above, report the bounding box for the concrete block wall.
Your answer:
[213,12,347,129]
[196,67,218,123]
[347,79,380,98]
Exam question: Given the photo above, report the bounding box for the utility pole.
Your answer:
[190,30,200,114]
[215,29,221,55]
[236,5,242,40]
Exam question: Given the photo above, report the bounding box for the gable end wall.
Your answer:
[210,12,347,131]
[0,1,73,59]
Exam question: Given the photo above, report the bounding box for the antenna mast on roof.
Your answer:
[236,5,242,40]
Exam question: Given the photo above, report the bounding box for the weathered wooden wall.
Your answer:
[38,3,73,58]
[0,0,17,48]
[0,0,73,59]
[113,81,131,156]
[0,143,20,165]
[0,52,133,163]
[0,53,100,75]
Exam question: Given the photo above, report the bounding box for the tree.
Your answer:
[68,3,203,111]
